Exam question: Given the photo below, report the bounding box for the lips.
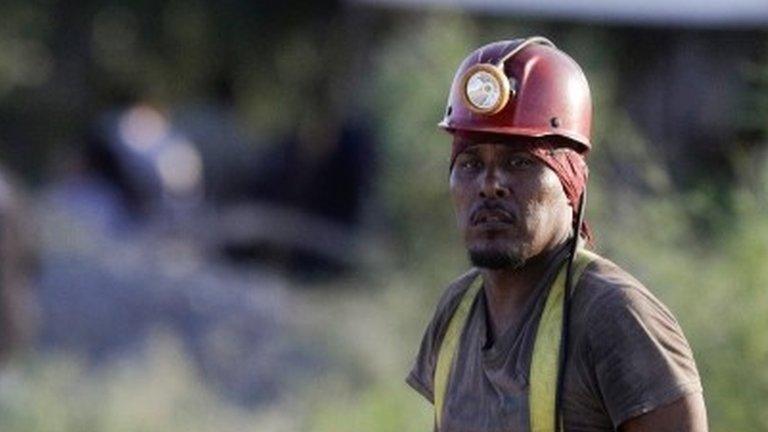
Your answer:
[471,206,516,227]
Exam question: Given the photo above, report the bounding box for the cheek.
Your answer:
[520,171,568,225]
[540,170,569,207]
[535,173,566,206]
[449,175,472,225]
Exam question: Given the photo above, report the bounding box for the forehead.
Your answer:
[452,132,543,156]
[454,141,532,158]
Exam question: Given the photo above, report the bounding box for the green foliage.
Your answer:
[0,333,273,432]
[0,2,52,97]
[370,15,476,266]
[305,378,432,432]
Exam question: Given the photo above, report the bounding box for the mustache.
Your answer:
[470,201,518,225]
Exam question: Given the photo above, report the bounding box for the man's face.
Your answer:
[449,140,572,270]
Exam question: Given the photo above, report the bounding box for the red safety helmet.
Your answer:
[439,37,592,153]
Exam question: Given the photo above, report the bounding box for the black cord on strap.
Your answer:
[554,188,587,431]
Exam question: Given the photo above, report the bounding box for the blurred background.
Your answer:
[0,0,767,430]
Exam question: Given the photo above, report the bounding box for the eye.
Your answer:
[506,155,534,169]
[457,155,483,170]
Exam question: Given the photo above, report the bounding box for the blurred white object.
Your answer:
[348,0,768,27]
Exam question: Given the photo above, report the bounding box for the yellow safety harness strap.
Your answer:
[433,249,597,432]
[434,274,483,428]
[529,248,597,432]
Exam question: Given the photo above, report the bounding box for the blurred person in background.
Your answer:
[35,103,322,404]
[406,37,707,431]
[48,104,206,235]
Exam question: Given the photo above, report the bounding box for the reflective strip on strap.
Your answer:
[530,248,597,432]
[434,275,483,429]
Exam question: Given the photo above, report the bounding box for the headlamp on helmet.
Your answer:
[461,64,513,115]
[456,36,556,117]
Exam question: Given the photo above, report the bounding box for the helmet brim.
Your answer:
[438,121,591,153]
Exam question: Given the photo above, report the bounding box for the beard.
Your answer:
[468,246,525,270]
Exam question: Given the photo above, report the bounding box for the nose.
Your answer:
[479,168,510,199]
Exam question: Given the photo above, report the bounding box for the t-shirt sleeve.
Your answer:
[586,284,703,428]
[406,313,440,403]
[406,272,474,404]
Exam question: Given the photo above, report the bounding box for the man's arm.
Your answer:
[619,393,708,432]
[577,262,706,429]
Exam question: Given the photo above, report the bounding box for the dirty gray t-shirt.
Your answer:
[406,251,702,431]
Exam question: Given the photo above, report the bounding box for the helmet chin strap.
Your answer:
[555,187,588,431]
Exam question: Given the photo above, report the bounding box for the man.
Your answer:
[406,37,707,431]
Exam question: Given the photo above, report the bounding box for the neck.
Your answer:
[481,236,571,340]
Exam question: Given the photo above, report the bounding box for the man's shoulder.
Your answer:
[405,268,482,404]
[573,251,683,337]
[575,252,676,320]
[433,267,481,317]
[567,251,702,427]
[422,268,482,346]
